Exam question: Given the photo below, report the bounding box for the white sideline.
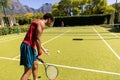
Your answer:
[0,56,120,76]
[99,27,120,39]
[93,27,120,60]
[0,34,24,40]
[0,35,24,43]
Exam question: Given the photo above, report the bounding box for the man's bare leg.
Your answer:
[20,67,32,80]
[32,61,39,80]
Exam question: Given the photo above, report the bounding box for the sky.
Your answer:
[19,0,61,9]
[19,0,120,9]
[108,0,120,5]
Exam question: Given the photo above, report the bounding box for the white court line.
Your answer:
[12,55,20,59]
[48,63,120,76]
[0,35,24,43]
[42,30,70,45]
[0,56,19,61]
[93,27,120,60]
[0,35,24,59]
[43,34,115,36]
[0,34,24,41]
[0,56,120,76]
[99,27,120,39]
[12,30,70,59]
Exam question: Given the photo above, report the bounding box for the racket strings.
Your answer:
[46,65,58,79]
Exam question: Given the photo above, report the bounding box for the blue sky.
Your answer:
[19,0,120,9]
[19,0,60,9]
[108,0,120,5]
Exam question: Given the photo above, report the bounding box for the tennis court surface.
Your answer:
[0,25,120,80]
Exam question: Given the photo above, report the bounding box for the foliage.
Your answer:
[52,0,115,16]
[16,12,44,25]
[32,12,44,19]
[104,6,115,14]
[73,7,81,15]
[52,2,61,16]
[0,27,8,35]
[84,0,107,14]
[24,13,33,19]
[56,0,72,16]
[17,16,30,25]
[111,2,120,12]
[111,2,120,24]
[0,0,11,12]
[52,8,61,16]
[0,25,29,36]
[53,14,111,26]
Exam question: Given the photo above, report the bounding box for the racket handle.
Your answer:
[36,55,45,63]
[37,58,44,63]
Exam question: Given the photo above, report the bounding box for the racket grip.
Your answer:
[37,58,44,63]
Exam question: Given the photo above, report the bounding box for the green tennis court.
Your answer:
[0,26,120,80]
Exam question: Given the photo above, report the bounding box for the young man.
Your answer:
[20,13,54,80]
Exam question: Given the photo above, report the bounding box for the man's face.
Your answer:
[46,18,53,26]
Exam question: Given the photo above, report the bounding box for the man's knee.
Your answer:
[33,61,38,69]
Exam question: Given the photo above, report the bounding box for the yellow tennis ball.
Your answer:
[57,50,60,53]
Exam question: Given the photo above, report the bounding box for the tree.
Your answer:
[58,0,72,16]
[32,13,44,19]
[52,0,115,16]
[0,0,11,12]
[104,6,115,14]
[25,13,33,19]
[83,0,108,14]
[0,0,11,26]
[112,2,120,12]
[52,0,82,16]
[71,0,85,15]
[52,2,61,16]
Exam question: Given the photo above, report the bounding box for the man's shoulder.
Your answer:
[33,19,43,24]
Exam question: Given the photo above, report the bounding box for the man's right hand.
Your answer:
[37,55,42,60]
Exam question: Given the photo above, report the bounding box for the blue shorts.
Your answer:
[20,42,37,68]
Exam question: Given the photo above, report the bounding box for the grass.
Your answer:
[0,26,120,80]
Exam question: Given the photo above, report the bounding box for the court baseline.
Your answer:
[0,56,120,76]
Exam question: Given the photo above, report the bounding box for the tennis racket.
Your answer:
[38,58,59,80]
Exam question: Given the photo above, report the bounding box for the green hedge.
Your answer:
[114,12,120,23]
[53,14,111,27]
[0,25,29,36]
